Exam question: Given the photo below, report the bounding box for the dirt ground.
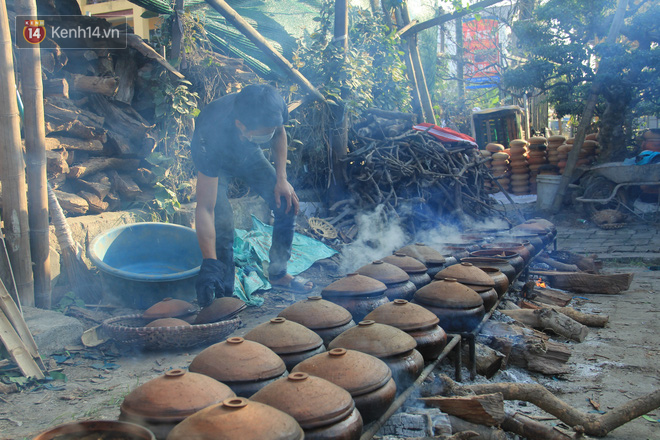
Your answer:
[1,260,659,439]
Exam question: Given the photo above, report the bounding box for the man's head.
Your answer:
[233,84,284,143]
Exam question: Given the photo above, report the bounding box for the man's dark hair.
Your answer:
[233,84,284,130]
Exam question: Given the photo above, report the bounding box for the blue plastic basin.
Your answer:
[89,222,202,308]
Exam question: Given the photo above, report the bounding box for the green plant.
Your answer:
[55,291,85,312]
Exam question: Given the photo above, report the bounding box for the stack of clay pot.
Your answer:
[508,139,530,195]
[546,135,565,166]
[485,143,510,192]
[642,130,660,152]
[557,134,599,174]
[526,136,549,193]
[479,149,497,193]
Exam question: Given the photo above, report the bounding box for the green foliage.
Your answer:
[55,291,85,312]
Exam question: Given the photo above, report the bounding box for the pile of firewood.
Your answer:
[329,118,503,238]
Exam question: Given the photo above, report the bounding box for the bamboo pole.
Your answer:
[0,0,35,306]
[16,0,51,309]
[400,0,505,38]
[549,0,628,213]
[204,0,325,103]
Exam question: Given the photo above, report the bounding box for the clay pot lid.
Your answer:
[120,369,235,422]
[145,318,191,328]
[278,296,353,329]
[470,249,520,259]
[356,260,410,285]
[382,253,428,274]
[327,320,417,358]
[167,397,304,440]
[244,318,323,354]
[414,279,484,309]
[434,262,495,287]
[142,298,196,320]
[509,139,528,148]
[292,348,392,396]
[364,299,439,331]
[189,337,286,382]
[396,243,446,265]
[194,297,246,324]
[321,273,387,297]
[251,372,355,430]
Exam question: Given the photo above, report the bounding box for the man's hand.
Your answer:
[196,259,226,307]
[274,179,300,215]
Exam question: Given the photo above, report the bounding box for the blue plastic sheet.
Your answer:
[232,216,337,306]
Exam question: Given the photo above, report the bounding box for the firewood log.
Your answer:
[52,190,88,215]
[446,416,507,440]
[462,343,506,379]
[528,286,573,306]
[530,271,634,294]
[68,73,118,96]
[519,300,609,328]
[114,53,137,105]
[421,393,506,426]
[105,191,121,211]
[108,170,141,200]
[75,179,111,200]
[502,412,574,440]
[43,78,69,98]
[53,136,104,153]
[501,309,589,342]
[46,149,69,175]
[67,157,140,180]
[78,191,109,214]
[44,97,106,141]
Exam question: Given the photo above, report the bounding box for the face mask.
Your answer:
[247,130,276,144]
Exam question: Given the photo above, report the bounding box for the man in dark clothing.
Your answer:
[191,84,312,307]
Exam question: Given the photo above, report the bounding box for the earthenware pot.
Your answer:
[365,299,447,361]
[395,243,446,278]
[356,260,417,301]
[469,250,525,275]
[413,279,485,333]
[321,273,390,322]
[167,397,304,440]
[278,296,356,347]
[142,298,197,323]
[244,318,326,371]
[481,242,531,263]
[479,267,509,297]
[460,257,517,283]
[461,284,498,312]
[251,372,363,440]
[34,421,156,440]
[381,253,431,289]
[433,262,495,288]
[194,297,246,324]
[292,348,396,424]
[189,337,287,398]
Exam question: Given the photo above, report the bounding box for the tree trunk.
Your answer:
[0,0,34,306]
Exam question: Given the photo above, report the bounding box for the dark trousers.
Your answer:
[213,149,295,296]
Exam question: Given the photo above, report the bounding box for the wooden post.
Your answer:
[549,0,628,212]
[171,0,186,67]
[0,0,34,306]
[455,17,465,103]
[204,0,325,102]
[394,8,423,120]
[400,0,505,38]
[16,0,52,309]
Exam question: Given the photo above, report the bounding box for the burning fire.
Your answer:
[536,278,546,288]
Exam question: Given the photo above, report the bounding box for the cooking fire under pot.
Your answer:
[188,337,287,398]
[381,253,431,290]
[321,273,389,322]
[278,296,355,347]
[355,260,416,301]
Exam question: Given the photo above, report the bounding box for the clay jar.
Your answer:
[143,298,197,323]
[328,320,423,388]
[469,249,525,276]
[194,297,246,324]
[365,299,447,361]
[119,369,235,439]
[251,372,363,440]
[321,273,389,322]
[481,242,531,263]
[34,421,155,440]
[166,397,304,440]
[189,337,287,398]
[382,253,431,289]
[396,243,446,278]
[459,257,516,283]
[244,317,325,371]
[478,267,509,298]
[413,279,485,333]
[292,348,396,424]
[434,263,497,313]
[356,260,416,301]
[278,296,355,347]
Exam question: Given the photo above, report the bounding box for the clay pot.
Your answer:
[481,242,531,263]
[145,318,191,328]
[244,318,325,371]
[433,262,495,288]
[469,250,525,275]
[194,297,246,324]
[328,320,423,388]
[413,279,485,333]
[441,246,471,260]
[34,421,155,440]
[251,372,363,440]
[396,243,446,278]
[501,233,544,254]
[189,337,287,398]
[478,267,509,297]
[167,397,304,440]
[462,284,498,312]
[142,298,196,323]
[292,348,396,424]
[356,260,416,301]
[278,296,356,347]
[381,253,431,289]
[365,299,447,361]
[119,369,235,439]
[321,273,390,322]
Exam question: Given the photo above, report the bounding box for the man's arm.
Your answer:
[195,171,219,259]
[270,126,300,214]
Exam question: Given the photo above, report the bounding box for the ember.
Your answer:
[536,279,547,288]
